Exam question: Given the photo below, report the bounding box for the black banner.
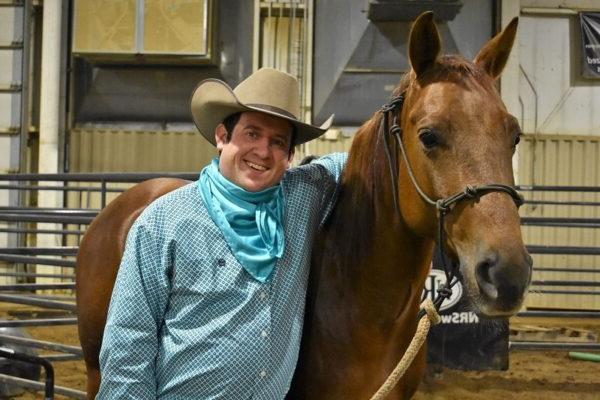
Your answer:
[580,12,600,78]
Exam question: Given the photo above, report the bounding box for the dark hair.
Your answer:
[222,112,296,156]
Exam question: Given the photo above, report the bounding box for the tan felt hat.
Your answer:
[190,68,333,146]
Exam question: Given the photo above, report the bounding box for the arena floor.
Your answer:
[3,305,600,399]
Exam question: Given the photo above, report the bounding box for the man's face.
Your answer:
[215,111,294,192]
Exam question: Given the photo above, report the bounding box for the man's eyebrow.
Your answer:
[241,124,262,131]
[273,132,290,143]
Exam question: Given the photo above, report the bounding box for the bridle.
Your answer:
[378,93,524,319]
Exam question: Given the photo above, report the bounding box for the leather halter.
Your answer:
[378,94,524,318]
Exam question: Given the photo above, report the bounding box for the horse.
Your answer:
[286,12,531,399]
[75,12,531,399]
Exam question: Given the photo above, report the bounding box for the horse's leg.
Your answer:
[85,365,100,400]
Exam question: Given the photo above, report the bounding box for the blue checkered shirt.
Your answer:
[97,153,347,399]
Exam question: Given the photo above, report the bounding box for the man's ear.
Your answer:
[215,124,228,152]
[287,149,295,168]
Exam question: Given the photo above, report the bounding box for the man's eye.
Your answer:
[247,131,258,139]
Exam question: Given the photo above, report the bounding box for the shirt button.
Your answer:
[260,330,268,338]
[217,258,226,267]
[260,370,267,378]
[259,291,267,300]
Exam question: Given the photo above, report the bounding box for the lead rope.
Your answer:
[369,299,441,400]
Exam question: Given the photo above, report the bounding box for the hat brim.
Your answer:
[190,79,333,146]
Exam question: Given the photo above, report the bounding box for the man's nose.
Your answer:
[253,138,270,158]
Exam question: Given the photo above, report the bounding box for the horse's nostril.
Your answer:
[475,258,498,300]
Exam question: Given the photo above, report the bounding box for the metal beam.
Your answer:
[0,171,197,182]
[0,373,86,399]
[0,294,76,312]
[0,282,75,290]
[0,333,82,356]
[0,212,93,223]
[527,245,600,255]
[510,341,600,350]
[0,247,77,255]
[0,254,76,267]
[0,317,77,327]
[517,310,600,318]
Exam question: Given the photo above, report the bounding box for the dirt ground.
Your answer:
[2,306,599,399]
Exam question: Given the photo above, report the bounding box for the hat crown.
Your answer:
[234,68,300,119]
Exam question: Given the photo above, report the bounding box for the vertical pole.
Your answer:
[39,0,62,178]
[500,0,521,184]
[301,0,314,157]
[19,0,32,174]
[252,0,261,72]
[101,180,107,209]
[37,0,63,284]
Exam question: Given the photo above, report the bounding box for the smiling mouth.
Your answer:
[245,160,269,172]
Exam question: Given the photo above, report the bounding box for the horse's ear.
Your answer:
[409,11,441,77]
[474,17,518,79]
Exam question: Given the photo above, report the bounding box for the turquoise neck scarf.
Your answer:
[198,158,285,282]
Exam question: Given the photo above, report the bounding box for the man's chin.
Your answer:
[240,178,270,192]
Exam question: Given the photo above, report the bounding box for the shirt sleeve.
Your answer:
[97,211,171,399]
[307,152,348,227]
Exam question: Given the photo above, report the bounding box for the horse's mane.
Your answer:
[322,54,490,271]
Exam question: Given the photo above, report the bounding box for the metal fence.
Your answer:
[0,174,599,397]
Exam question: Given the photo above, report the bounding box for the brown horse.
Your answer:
[287,12,530,399]
[76,12,531,399]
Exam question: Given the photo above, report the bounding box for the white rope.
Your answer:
[369,299,441,400]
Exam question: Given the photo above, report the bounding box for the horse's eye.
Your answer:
[514,133,521,147]
[418,129,439,149]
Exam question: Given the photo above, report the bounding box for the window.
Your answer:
[72,0,211,59]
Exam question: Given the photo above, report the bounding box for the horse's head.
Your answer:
[397,12,531,317]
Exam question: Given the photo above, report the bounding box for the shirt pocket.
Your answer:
[171,252,250,307]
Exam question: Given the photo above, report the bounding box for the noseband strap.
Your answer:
[378,94,524,317]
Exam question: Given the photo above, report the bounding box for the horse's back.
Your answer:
[75,177,188,397]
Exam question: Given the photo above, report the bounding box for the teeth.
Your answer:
[246,161,267,171]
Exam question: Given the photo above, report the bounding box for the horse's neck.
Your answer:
[319,170,433,329]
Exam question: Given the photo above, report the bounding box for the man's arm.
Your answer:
[97,214,171,399]
[306,152,348,226]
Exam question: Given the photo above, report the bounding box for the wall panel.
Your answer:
[69,128,215,173]
[519,134,600,310]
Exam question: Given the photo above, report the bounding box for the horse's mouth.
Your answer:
[472,293,525,318]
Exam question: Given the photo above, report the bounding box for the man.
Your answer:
[97,68,347,398]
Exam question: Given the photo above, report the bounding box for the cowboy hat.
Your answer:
[190,68,333,146]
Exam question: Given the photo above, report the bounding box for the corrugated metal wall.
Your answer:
[69,128,215,172]
[519,134,600,310]
[67,127,215,210]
